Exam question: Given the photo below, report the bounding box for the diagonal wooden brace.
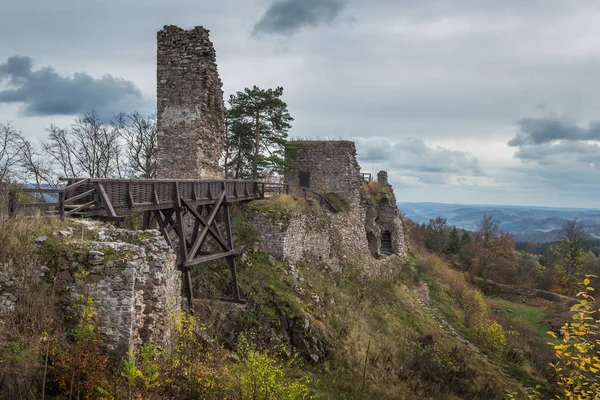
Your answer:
[186,192,226,260]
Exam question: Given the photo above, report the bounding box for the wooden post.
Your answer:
[58,192,65,220]
[8,191,16,217]
[142,211,151,229]
[173,182,193,310]
[223,202,241,301]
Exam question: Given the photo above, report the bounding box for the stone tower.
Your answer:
[156,25,225,179]
[284,141,363,207]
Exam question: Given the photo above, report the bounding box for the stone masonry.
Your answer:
[156,25,226,179]
[56,225,181,357]
[364,170,407,257]
[285,141,363,207]
[251,143,406,271]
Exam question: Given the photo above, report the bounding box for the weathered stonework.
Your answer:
[253,143,407,270]
[0,261,48,314]
[56,225,181,356]
[364,172,407,257]
[285,141,363,207]
[156,25,225,179]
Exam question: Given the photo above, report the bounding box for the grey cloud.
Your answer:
[396,137,483,175]
[415,173,450,185]
[253,0,346,36]
[0,55,153,119]
[508,116,600,146]
[356,137,483,178]
[515,141,600,161]
[506,115,600,202]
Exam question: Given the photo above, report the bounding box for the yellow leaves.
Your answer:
[547,277,600,400]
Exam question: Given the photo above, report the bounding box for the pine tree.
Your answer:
[447,227,462,254]
[224,86,294,179]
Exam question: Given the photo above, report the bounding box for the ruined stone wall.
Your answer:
[56,226,181,356]
[364,171,407,257]
[248,209,370,271]
[253,146,408,267]
[285,141,362,207]
[156,25,225,179]
[249,212,337,267]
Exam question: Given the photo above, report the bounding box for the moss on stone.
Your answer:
[322,192,350,213]
[362,181,394,206]
[247,194,324,225]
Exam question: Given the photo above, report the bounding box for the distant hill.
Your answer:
[398,202,600,242]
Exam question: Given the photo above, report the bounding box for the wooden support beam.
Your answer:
[187,191,226,260]
[223,202,242,301]
[153,183,159,205]
[62,178,89,192]
[58,192,65,220]
[189,205,202,245]
[153,210,174,248]
[64,200,95,216]
[142,211,152,229]
[97,184,117,218]
[184,249,241,267]
[63,188,95,205]
[127,182,135,208]
[181,198,230,252]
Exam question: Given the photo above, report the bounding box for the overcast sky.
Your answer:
[2,0,600,208]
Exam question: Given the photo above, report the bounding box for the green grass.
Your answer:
[485,297,548,336]
[247,194,325,225]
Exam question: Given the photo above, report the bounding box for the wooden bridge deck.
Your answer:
[59,178,261,219]
[8,178,337,308]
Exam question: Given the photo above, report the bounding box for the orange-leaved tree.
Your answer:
[470,215,517,282]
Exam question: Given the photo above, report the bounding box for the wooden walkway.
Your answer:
[8,178,337,309]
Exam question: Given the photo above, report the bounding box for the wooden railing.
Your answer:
[9,179,339,218]
[360,172,372,182]
[9,178,262,220]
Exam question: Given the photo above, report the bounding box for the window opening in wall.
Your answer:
[299,171,310,188]
[380,230,392,255]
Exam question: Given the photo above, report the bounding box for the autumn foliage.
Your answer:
[547,276,600,399]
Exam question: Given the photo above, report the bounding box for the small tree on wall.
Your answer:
[224,86,294,179]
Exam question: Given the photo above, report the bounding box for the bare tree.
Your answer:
[20,139,58,189]
[42,111,123,179]
[0,122,25,185]
[558,218,587,250]
[112,112,157,178]
[42,125,80,178]
[478,214,499,248]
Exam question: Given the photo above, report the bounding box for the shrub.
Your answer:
[548,276,600,399]
[472,317,507,352]
[416,252,506,354]
[51,271,109,398]
[233,334,312,400]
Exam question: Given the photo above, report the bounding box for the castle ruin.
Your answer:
[156,25,226,179]
[249,140,407,269]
